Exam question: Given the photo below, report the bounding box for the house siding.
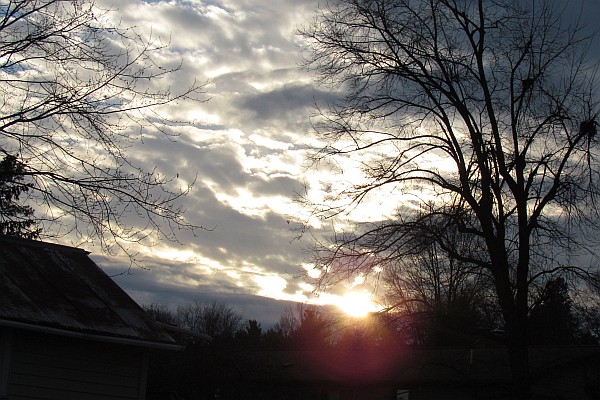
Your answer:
[7,329,145,400]
[0,328,11,398]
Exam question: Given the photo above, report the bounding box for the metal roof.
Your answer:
[0,235,181,349]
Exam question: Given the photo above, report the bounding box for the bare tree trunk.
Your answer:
[506,313,531,399]
[300,1,600,397]
[496,266,531,399]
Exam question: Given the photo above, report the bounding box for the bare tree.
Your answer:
[142,303,178,325]
[383,241,497,346]
[574,282,600,343]
[176,301,243,339]
[0,0,205,256]
[272,305,301,340]
[300,0,599,397]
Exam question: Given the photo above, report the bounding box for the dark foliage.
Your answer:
[0,154,41,239]
[235,319,264,348]
[143,303,178,325]
[528,278,577,345]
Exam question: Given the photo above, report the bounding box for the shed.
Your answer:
[0,235,182,400]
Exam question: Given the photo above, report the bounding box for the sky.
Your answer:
[83,0,600,327]
[91,0,354,327]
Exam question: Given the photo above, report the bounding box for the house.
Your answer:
[0,235,183,400]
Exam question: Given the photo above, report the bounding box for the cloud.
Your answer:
[78,0,331,327]
[234,82,318,122]
[84,0,600,327]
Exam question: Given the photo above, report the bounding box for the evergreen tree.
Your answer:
[0,154,40,239]
[235,319,263,348]
[529,278,577,345]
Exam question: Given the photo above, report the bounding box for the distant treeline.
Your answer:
[144,278,600,350]
[144,290,600,399]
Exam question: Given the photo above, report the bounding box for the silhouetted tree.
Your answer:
[0,0,205,257]
[529,278,577,345]
[383,231,497,345]
[235,319,264,348]
[291,305,334,348]
[0,154,41,239]
[177,301,243,341]
[334,312,406,348]
[271,305,301,343]
[574,281,600,344]
[262,328,287,348]
[142,303,177,325]
[300,0,599,397]
[265,304,335,348]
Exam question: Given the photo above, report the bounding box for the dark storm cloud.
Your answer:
[98,254,297,327]
[188,145,249,193]
[249,175,301,197]
[183,191,301,265]
[234,83,319,121]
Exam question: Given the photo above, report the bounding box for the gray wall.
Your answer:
[3,328,147,400]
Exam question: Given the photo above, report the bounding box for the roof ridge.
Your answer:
[0,235,89,254]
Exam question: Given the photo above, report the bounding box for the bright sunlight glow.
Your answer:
[338,291,379,318]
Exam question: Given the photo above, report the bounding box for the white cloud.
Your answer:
[82,0,600,326]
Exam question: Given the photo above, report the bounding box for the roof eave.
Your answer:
[154,321,212,342]
[0,319,184,351]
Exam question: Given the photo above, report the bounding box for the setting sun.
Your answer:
[338,291,379,318]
